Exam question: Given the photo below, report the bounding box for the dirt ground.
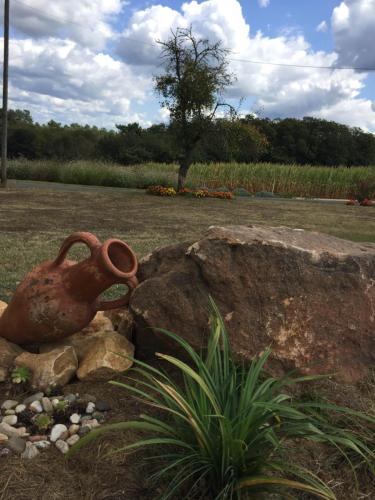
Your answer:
[0,183,375,499]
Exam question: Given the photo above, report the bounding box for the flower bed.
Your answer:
[147,185,234,199]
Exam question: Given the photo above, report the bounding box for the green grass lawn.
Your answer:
[1,183,374,302]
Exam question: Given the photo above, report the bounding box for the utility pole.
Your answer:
[1,0,9,188]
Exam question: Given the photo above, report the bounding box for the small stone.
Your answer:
[21,442,39,459]
[15,404,26,414]
[6,436,26,453]
[2,415,17,426]
[68,424,80,435]
[50,424,68,443]
[95,401,111,412]
[28,435,48,443]
[0,447,11,457]
[29,400,43,413]
[41,397,53,414]
[85,419,100,429]
[66,434,80,446]
[78,425,91,437]
[4,409,15,416]
[0,433,8,444]
[0,422,28,438]
[92,412,105,422]
[1,400,18,410]
[55,439,69,454]
[34,440,50,450]
[80,416,91,422]
[52,398,60,408]
[23,392,44,405]
[64,394,77,403]
[86,402,95,414]
[69,413,81,424]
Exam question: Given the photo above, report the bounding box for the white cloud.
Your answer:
[116,0,374,128]
[8,37,151,128]
[332,0,375,68]
[258,0,270,7]
[7,0,124,50]
[2,0,375,130]
[316,20,328,32]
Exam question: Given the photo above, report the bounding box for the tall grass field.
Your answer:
[8,159,375,199]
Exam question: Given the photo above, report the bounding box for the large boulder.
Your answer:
[130,225,375,384]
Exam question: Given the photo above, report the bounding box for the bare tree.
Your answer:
[155,27,236,190]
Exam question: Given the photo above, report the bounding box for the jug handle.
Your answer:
[95,275,138,311]
[53,232,101,266]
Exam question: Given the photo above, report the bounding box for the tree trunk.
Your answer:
[177,160,190,191]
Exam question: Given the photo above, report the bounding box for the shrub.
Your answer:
[70,299,375,499]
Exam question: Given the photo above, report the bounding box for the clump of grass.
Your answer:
[69,298,375,499]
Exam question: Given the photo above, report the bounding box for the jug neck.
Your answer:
[60,240,137,304]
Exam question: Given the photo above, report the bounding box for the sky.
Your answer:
[2,0,375,130]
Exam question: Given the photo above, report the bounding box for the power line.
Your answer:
[9,0,375,73]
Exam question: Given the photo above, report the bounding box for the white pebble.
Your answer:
[29,400,43,413]
[52,398,60,408]
[15,404,26,414]
[4,409,15,415]
[50,424,68,443]
[69,413,81,424]
[66,434,80,446]
[1,400,18,410]
[68,424,80,435]
[41,397,53,414]
[85,419,100,429]
[86,402,95,414]
[55,439,69,454]
[2,415,17,426]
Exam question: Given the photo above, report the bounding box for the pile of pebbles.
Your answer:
[0,391,111,458]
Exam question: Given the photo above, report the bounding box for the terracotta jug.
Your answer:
[0,232,138,344]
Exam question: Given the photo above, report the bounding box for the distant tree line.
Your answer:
[1,108,375,167]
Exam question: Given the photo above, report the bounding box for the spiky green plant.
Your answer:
[34,414,53,431]
[69,299,375,499]
[11,366,31,384]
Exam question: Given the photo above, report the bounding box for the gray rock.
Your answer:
[41,397,53,414]
[86,402,95,414]
[23,392,44,405]
[64,393,77,404]
[6,436,26,453]
[92,412,105,422]
[78,425,91,437]
[55,439,69,454]
[66,434,80,446]
[69,413,81,424]
[0,422,28,438]
[1,400,18,410]
[50,424,68,443]
[21,442,39,459]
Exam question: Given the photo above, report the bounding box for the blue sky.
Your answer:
[4,0,375,130]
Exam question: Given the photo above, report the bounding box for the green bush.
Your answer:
[70,299,375,499]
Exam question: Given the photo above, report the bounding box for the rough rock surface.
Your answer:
[0,337,23,382]
[39,312,115,361]
[14,346,78,390]
[76,331,134,381]
[130,225,375,384]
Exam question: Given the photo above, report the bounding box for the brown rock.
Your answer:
[76,331,134,381]
[0,300,7,317]
[117,309,134,340]
[39,311,114,361]
[130,225,375,384]
[14,346,78,390]
[0,336,24,382]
